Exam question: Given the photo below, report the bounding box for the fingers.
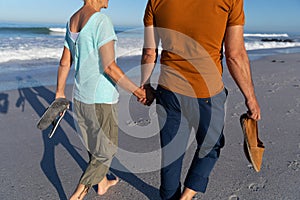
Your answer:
[246,99,261,121]
[247,111,261,121]
[138,97,147,104]
[137,96,153,106]
[137,85,156,106]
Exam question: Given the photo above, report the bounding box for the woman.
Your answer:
[55,0,146,199]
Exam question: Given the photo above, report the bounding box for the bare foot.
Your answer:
[97,176,119,195]
[180,187,197,200]
[69,184,89,200]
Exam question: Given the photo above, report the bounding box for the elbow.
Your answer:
[104,64,113,77]
[142,48,157,64]
[59,59,71,69]
[103,61,119,82]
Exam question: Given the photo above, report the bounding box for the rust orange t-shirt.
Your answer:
[143,0,245,98]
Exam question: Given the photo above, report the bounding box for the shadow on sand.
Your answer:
[14,76,159,199]
[0,93,9,114]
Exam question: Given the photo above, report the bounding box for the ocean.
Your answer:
[1,22,300,92]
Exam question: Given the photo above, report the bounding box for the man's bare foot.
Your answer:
[97,176,119,195]
[69,184,89,200]
[180,187,197,200]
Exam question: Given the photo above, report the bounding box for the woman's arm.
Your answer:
[56,47,72,99]
[100,41,146,101]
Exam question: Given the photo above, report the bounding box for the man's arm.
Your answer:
[141,26,159,85]
[224,25,261,120]
[141,47,158,86]
[56,47,72,99]
[140,26,159,105]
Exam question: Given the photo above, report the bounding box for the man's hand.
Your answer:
[246,97,261,121]
[141,84,156,106]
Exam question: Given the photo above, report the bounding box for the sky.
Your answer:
[0,0,300,33]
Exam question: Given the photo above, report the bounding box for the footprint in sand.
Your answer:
[293,84,300,88]
[248,179,266,192]
[126,118,151,127]
[228,194,239,200]
[287,160,300,171]
[247,164,254,170]
[126,120,137,127]
[136,118,151,126]
[248,183,262,192]
[286,109,296,115]
[271,60,285,63]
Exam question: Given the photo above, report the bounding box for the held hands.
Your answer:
[133,87,147,104]
[134,84,156,106]
[142,84,156,106]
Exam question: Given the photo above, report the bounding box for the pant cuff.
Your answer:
[184,173,208,193]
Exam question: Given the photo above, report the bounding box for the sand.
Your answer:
[0,53,299,200]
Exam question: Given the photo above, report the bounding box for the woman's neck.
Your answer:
[84,0,103,12]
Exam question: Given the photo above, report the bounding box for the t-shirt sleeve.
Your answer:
[95,15,117,49]
[143,0,154,27]
[64,23,70,50]
[227,0,245,26]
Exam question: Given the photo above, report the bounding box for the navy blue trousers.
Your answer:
[156,86,227,200]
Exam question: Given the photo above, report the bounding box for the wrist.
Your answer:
[55,92,65,99]
[133,88,144,98]
[142,83,152,89]
[133,87,141,94]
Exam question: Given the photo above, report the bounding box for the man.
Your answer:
[140,0,261,199]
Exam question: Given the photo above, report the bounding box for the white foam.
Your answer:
[0,32,299,64]
[244,33,289,37]
[49,28,66,33]
[0,47,62,63]
[245,41,300,50]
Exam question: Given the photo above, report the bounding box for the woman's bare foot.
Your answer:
[69,184,89,200]
[97,176,119,195]
[180,187,197,200]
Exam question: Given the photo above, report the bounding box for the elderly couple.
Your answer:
[55,0,260,199]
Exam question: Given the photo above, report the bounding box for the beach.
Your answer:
[0,52,299,200]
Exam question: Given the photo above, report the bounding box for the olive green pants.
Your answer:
[74,100,118,187]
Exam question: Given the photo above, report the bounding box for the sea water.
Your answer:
[1,22,300,92]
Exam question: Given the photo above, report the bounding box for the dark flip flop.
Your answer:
[37,98,70,137]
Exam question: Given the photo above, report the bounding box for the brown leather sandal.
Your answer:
[240,113,265,172]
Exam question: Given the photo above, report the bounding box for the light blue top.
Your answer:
[64,12,119,104]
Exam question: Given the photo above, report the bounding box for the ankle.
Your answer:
[69,184,89,200]
[97,176,119,195]
[180,188,197,200]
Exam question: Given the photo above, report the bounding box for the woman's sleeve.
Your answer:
[64,23,71,50]
[95,15,117,49]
